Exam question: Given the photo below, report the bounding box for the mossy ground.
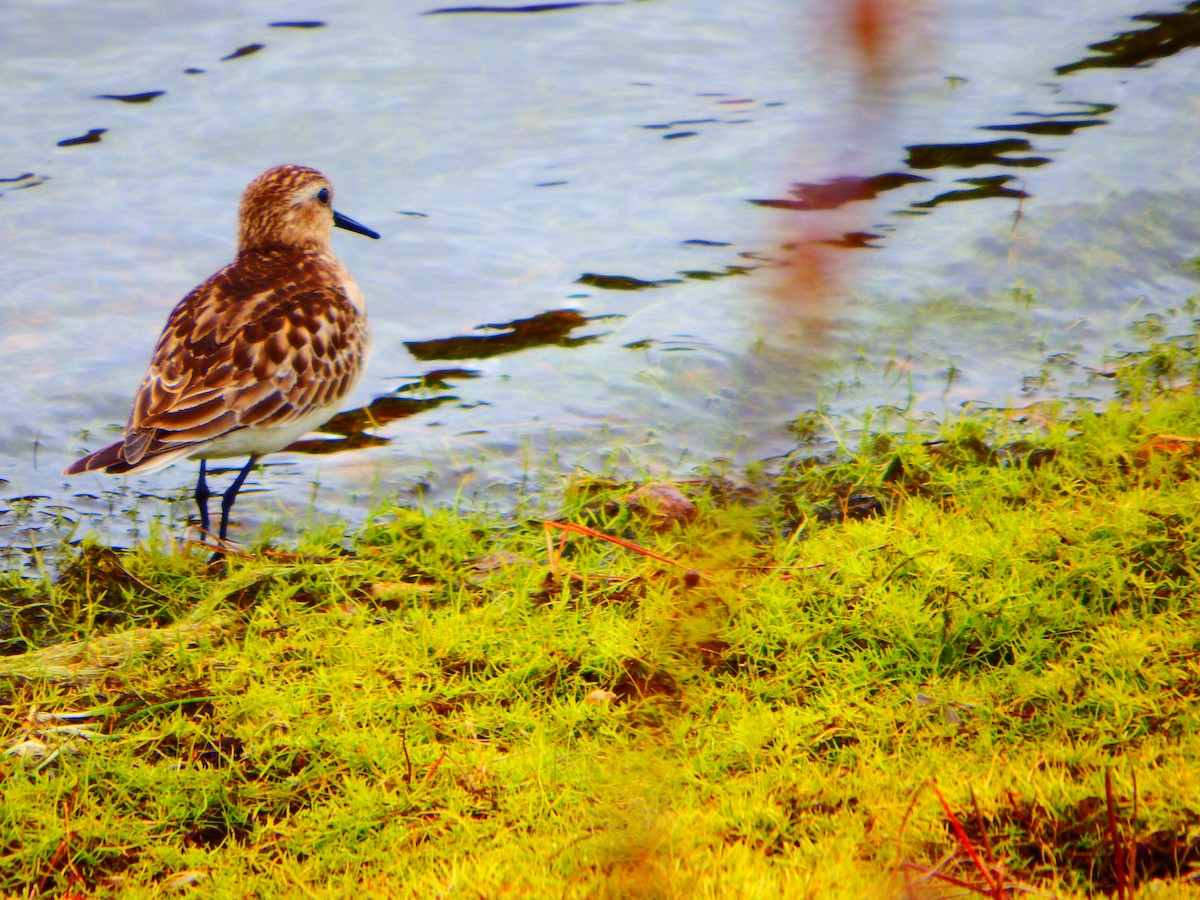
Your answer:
[3,338,1200,898]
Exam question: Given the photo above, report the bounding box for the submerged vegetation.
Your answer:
[3,328,1200,897]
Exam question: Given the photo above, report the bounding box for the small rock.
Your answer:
[622,482,697,531]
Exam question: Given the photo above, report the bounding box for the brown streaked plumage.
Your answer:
[65,164,380,554]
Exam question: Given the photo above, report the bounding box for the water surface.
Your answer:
[2,0,1199,558]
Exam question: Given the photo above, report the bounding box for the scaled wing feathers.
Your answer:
[101,252,367,471]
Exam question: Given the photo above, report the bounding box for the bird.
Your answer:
[64,164,380,557]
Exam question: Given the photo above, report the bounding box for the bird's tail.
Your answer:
[64,438,194,476]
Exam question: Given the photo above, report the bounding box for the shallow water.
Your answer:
[2,0,1200,559]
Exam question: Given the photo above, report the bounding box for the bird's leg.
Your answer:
[195,460,211,538]
[217,456,259,545]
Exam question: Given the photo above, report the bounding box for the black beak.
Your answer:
[333,210,381,240]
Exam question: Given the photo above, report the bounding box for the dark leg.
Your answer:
[195,460,211,537]
[217,456,258,544]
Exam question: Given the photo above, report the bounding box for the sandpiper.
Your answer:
[65,164,380,555]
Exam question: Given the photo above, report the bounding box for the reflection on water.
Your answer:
[980,118,1106,137]
[1057,2,1200,74]
[751,173,928,211]
[757,89,1115,237]
[0,172,43,193]
[911,176,1027,210]
[905,140,1047,170]
[2,0,1200,561]
[424,3,623,15]
[576,274,680,290]
[96,91,166,104]
[220,44,265,62]
[287,388,466,454]
[56,128,107,147]
[406,310,605,360]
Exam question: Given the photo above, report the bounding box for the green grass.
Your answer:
[4,339,1200,897]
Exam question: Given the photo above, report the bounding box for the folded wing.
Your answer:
[65,258,367,475]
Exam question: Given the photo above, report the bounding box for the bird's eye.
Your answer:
[316,187,330,204]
